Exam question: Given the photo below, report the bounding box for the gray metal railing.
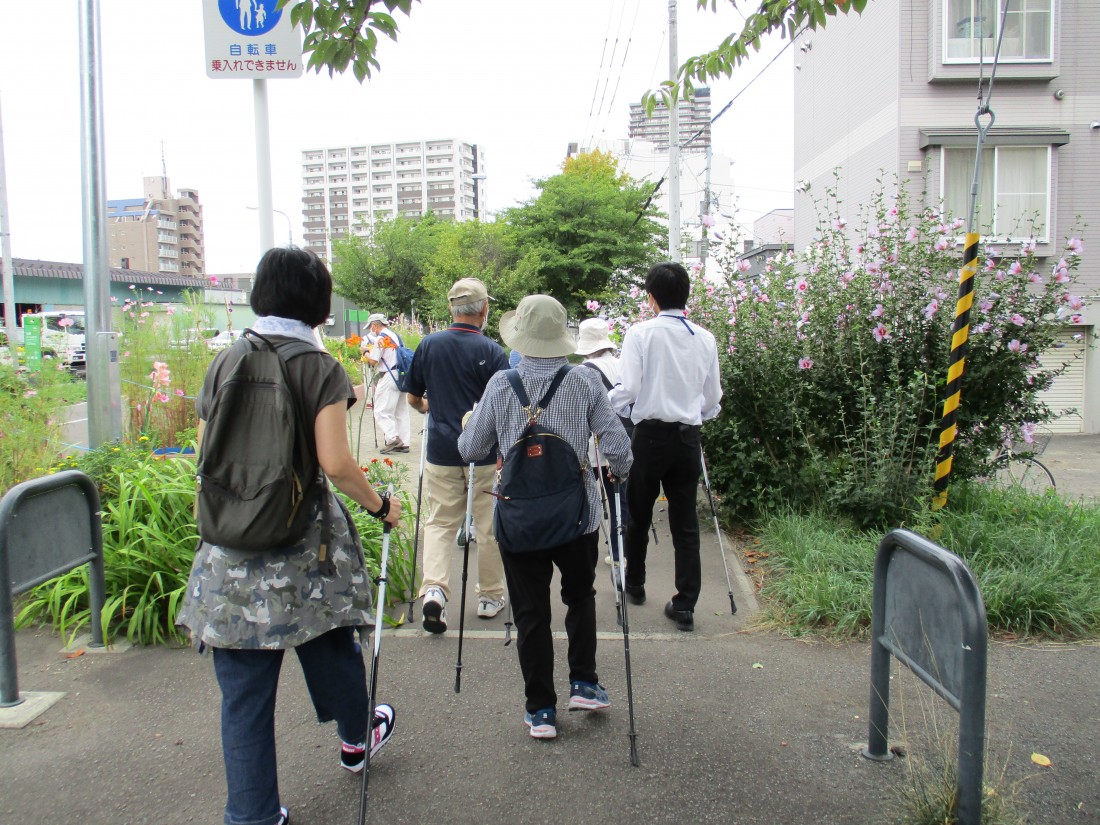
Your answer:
[1,471,105,707]
[863,528,988,825]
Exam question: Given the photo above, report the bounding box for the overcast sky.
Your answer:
[0,0,793,275]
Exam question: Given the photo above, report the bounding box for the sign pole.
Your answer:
[78,0,122,447]
[254,79,275,256]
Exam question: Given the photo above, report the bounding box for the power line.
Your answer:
[679,29,802,153]
[592,1,642,150]
[582,0,621,149]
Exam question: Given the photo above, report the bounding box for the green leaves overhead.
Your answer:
[642,0,871,115]
[279,0,418,81]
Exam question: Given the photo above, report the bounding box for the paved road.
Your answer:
[4,404,1093,824]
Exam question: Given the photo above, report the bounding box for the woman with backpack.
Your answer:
[177,247,402,825]
[458,294,632,740]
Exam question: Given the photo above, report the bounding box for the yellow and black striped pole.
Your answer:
[932,232,980,510]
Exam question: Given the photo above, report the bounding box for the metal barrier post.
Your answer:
[862,529,988,825]
[1,471,105,708]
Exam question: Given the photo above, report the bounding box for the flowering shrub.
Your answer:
[609,179,1091,527]
[116,287,214,446]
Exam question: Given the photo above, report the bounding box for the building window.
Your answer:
[942,145,1050,240]
[944,0,1052,62]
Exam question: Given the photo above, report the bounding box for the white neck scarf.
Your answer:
[250,315,322,348]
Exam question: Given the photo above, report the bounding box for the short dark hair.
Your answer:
[645,261,691,310]
[249,247,331,327]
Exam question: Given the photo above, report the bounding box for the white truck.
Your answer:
[21,310,87,371]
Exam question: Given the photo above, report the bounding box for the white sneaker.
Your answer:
[455,522,477,546]
[477,595,506,619]
[422,586,447,634]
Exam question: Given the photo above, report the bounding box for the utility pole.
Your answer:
[667,0,681,262]
[699,141,713,273]
[79,0,122,446]
[0,93,17,357]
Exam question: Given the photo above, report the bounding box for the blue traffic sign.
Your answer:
[217,0,283,36]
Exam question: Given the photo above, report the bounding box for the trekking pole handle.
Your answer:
[382,483,394,535]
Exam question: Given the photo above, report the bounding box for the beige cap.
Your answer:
[499,295,577,358]
[366,313,387,325]
[448,278,491,306]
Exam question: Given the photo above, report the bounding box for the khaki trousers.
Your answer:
[419,462,505,601]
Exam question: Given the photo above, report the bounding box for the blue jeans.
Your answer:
[212,626,370,825]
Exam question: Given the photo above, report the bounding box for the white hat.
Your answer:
[366,313,387,326]
[574,317,617,356]
[499,295,577,358]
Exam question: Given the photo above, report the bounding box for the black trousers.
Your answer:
[625,421,702,612]
[501,530,600,713]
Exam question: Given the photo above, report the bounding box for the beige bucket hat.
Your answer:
[499,295,576,358]
[574,317,617,355]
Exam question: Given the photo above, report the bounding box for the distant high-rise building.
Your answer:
[301,139,485,261]
[628,87,711,154]
[107,176,205,277]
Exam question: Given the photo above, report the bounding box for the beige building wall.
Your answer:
[107,176,206,277]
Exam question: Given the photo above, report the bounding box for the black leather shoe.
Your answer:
[624,584,646,605]
[664,601,694,632]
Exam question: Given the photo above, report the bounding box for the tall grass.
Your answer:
[16,449,198,645]
[754,484,1100,639]
[934,485,1100,637]
[16,443,417,644]
[0,361,85,496]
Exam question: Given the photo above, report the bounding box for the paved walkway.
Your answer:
[2,417,1097,823]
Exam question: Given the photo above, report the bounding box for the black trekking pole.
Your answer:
[358,485,394,825]
[611,479,640,767]
[699,448,737,615]
[454,462,476,693]
[491,467,513,647]
[407,416,428,623]
[592,437,621,627]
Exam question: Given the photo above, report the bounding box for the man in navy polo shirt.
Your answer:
[405,278,509,633]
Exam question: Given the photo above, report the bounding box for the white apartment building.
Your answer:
[794,1,1098,434]
[301,139,486,261]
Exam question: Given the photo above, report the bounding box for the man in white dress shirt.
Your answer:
[609,262,723,632]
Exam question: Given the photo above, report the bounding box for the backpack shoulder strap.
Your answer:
[506,365,571,423]
[504,369,531,409]
[241,328,322,363]
[580,360,614,392]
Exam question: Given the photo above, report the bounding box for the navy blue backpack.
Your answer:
[493,366,589,553]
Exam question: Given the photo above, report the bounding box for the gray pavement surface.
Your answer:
[2,421,1098,824]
